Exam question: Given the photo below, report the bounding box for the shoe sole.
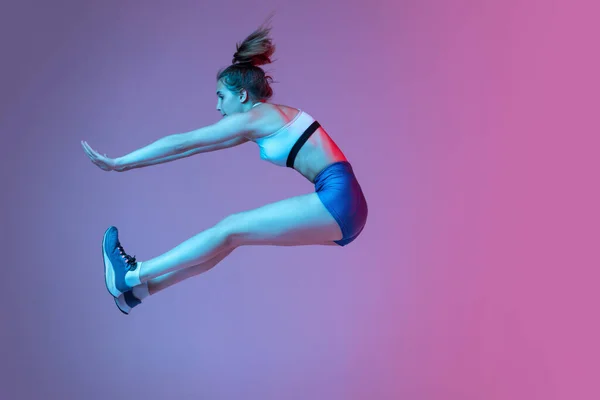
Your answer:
[114,296,130,315]
[102,228,121,298]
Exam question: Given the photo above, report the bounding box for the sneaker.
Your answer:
[114,290,141,315]
[102,226,138,297]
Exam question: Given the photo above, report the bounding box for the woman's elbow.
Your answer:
[171,134,192,154]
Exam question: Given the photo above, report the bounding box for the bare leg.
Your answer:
[146,248,234,296]
[137,193,342,284]
[139,223,232,283]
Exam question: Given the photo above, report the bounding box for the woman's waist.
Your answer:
[312,160,358,192]
[294,150,348,182]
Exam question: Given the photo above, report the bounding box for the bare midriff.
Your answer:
[292,126,348,183]
[250,103,348,183]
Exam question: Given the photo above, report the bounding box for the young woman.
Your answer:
[81,23,368,314]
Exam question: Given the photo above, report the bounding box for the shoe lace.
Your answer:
[117,242,137,270]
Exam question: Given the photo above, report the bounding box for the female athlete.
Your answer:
[81,22,368,314]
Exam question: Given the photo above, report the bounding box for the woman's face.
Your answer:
[216,80,247,118]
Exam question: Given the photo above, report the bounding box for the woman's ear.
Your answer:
[239,89,248,103]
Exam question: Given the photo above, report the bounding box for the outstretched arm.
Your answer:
[82,111,257,172]
[117,136,249,171]
[114,111,256,170]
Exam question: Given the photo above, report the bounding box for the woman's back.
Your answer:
[248,102,347,182]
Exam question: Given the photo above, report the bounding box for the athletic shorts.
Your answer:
[314,161,368,246]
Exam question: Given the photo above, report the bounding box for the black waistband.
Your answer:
[286,121,321,168]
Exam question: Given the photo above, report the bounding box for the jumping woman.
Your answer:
[81,22,368,315]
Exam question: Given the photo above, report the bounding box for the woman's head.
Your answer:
[216,22,276,116]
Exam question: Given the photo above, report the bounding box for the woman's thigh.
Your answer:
[221,192,343,247]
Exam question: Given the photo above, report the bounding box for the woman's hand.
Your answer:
[81,141,119,171]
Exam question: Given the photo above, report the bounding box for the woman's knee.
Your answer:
[215,213,244,247]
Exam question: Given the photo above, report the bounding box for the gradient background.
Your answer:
[1,0,598,399]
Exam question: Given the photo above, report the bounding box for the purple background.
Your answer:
[2,0,599,399]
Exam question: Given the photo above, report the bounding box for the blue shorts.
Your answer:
[314,161,368,246]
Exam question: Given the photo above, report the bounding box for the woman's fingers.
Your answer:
[82,141,95,159]
[84,142,98,158]
[84,147,95,161]
[83,142,103,163]
[81,141,110,170]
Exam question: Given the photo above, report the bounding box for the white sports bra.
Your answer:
[251,103,320,168]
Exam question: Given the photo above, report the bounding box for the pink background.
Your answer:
[1,0,598,399]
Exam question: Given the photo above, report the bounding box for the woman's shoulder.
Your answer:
[259,102,301,118]
[249,103,303,139]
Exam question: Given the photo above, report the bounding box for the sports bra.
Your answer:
[250,103,321,168]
